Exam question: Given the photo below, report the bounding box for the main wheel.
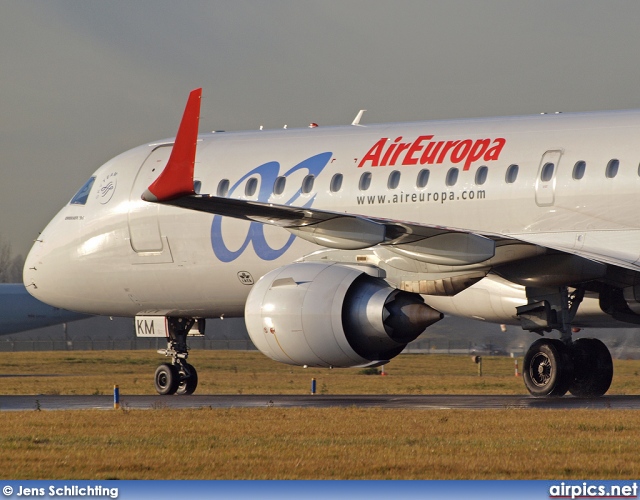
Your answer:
[176,363,198,395]
[523,339,574,397]
[569,338,613,397]
[154,363,179,395]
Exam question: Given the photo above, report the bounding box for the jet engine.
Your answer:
[245,262,443,367]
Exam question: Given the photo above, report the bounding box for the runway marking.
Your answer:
[0,394,638,411]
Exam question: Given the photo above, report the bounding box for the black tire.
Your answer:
[176,363,198,396]
[154,363,179,395]
[569,338,613,397]
[523,338,574,397]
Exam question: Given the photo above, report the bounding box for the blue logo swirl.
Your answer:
[211,152,332,262]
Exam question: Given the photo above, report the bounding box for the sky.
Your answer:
[3,1,640,258]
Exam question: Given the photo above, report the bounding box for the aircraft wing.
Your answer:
[160,192,504,264]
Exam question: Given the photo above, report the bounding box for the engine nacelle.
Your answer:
[245,262,443,367]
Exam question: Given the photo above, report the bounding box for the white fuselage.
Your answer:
[23,110,640,326]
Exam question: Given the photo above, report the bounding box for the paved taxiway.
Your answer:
[1,394,639,411]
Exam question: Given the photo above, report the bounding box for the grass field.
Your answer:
[2,350,536,396]
[4,349,640,396]
[2,350,640,479]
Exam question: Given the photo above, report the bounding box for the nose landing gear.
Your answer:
[154,317,199,395]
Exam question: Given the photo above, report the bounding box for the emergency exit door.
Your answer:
[535,150,563,207]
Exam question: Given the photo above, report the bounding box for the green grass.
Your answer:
[2,350,639,396]
[1,408,640,479]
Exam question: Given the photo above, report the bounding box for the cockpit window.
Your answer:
[69,177,96,205]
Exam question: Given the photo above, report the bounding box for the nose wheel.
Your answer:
[154,361,198,395]
[154,317,199,395]
[176,362,198,395]
[154,363,179,395]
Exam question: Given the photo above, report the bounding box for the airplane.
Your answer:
[0,283,87,335]
[23,87,640,397]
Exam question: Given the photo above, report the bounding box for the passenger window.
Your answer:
[217,179,230,197]
[273,176,286,196]
[359,172,372,191]
[475,166,488,186]
[541,162,555,182]
[301,174,315,194]
[69,177,96,205]
[416,169,430,188]
[330,173,343,193]
[606,159,619,179]
[388,170,401,190]
[446,167,459,187]
[572,161,586,180]
[193,180,202,194]
[245,177,258,197]
[505,164,519,184]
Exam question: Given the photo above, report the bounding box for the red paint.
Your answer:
[143,88,202,201]
[358,134,506,170]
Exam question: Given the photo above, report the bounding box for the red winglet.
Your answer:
[142,88,202,202]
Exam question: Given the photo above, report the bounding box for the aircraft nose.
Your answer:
[22,215,75,308]
[23,236,49,300]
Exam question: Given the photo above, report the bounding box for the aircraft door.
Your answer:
[535,150,562,207]
[128,145,172,252]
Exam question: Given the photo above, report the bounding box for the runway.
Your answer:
[1,394,639,411]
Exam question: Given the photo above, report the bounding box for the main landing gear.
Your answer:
[154,317,199,395]
[517,286,613,397]
[523,337,612,397]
